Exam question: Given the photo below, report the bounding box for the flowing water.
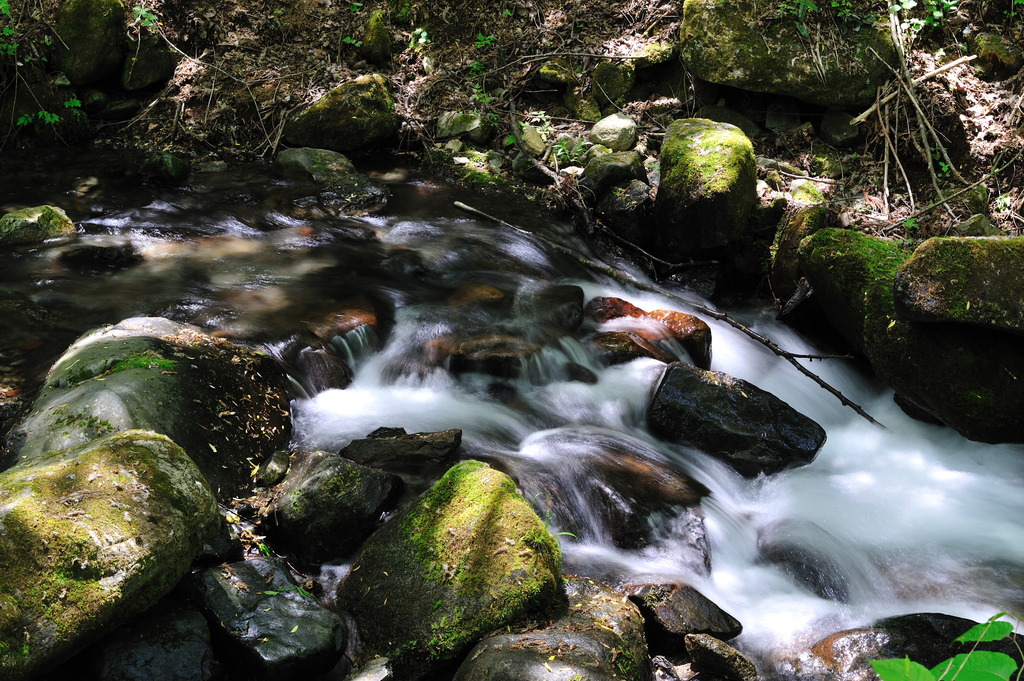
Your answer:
[3,150,1023,676]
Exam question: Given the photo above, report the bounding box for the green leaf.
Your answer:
[957,619,1014,643]
[932,652,1018,681]
[871,657,937,681]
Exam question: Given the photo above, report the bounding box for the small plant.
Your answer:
[872,612,1022,681]
[474,33,497,49]
[410,26,431,49]
[132,5,159,30]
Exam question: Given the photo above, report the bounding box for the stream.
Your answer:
[3,149,1023,677]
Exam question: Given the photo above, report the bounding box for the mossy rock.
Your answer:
[360,10,393,64]
[0,205,76,245]
[283,74,399,152]
[0,430,218,678]
[893,236,1024,335]
[653,118,756,258]
[799,229,1024,442]
[6,317,291,499]
[335,460,563,679]
[453,576,650,681]
[680,0,897,108]
[54,0,126,85]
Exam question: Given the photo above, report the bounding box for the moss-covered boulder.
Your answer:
[799,229,1024,442]
[6,317,291,499]
[0,430,219,679]
[282,74,399,152]
[0,205,76,245]
[680,0,897,108]
[653,118,756,258]
[893,236,1024,335]
[453,576,650,681]
[335,460,563,679]
[54,0,126,85]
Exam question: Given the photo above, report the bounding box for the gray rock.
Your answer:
[191,557,346,681]
[646,362,825,477]
[271,451,402,563]
[590,113,638,151]
[454,576,650,681]
[95,607,214,681]
[341,427,462,469]
[819,109,861,147]
[0,205,76,245]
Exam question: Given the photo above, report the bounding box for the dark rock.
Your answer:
[334,461,563,679]
[141,152,191,183]
[58,243,143,271]
[893,236,1024,336]
[756,519,856,602]
[190,557,346,681]
[647,362,825,477]
[0,431,219,678]
[597,179,653,249]
[453,576,650,681]
[684,633,758,681]
[623,582,742,653]
[94,607,214,681]
[589,330,675,365]
[819,109,861,147]
[654,118,756,259]
[271,451,402,563]
[579,151,647,204]
[122,34,178,90]
[342,426,462,469]
[283,74,398,152]
[54,0,125,85]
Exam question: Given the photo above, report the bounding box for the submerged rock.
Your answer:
[6,317,292,499]
[647,362,825,477]
[454,576,650,681]
[0,431,219,678]
[335,460,563,679]
[190,557,347,680]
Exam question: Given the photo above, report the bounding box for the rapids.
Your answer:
[2,152,1022,676]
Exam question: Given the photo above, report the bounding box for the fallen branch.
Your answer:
[455,200,885,427]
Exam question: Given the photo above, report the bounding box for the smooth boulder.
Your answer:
[335,460,563,679]
[0,431,219,679]
[647,362,825,477]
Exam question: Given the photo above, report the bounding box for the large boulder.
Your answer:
[334,460,563,679]
[6,317,292,499]
[654,118,756,259]
[54,0,126,85]
[0,205,76,245]
[270,451,402,563]
[893,236,1024,335]
[799,229,1024,442]
[0,430,219,679]
[679,0,897,108]
[283,74,399,152]
[453,576,651,681]
[189,557,347,680]
[647,362,825,477]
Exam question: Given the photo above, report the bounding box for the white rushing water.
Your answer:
[290,211,1024,674]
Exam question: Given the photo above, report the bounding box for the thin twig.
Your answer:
[454,200,885,427]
